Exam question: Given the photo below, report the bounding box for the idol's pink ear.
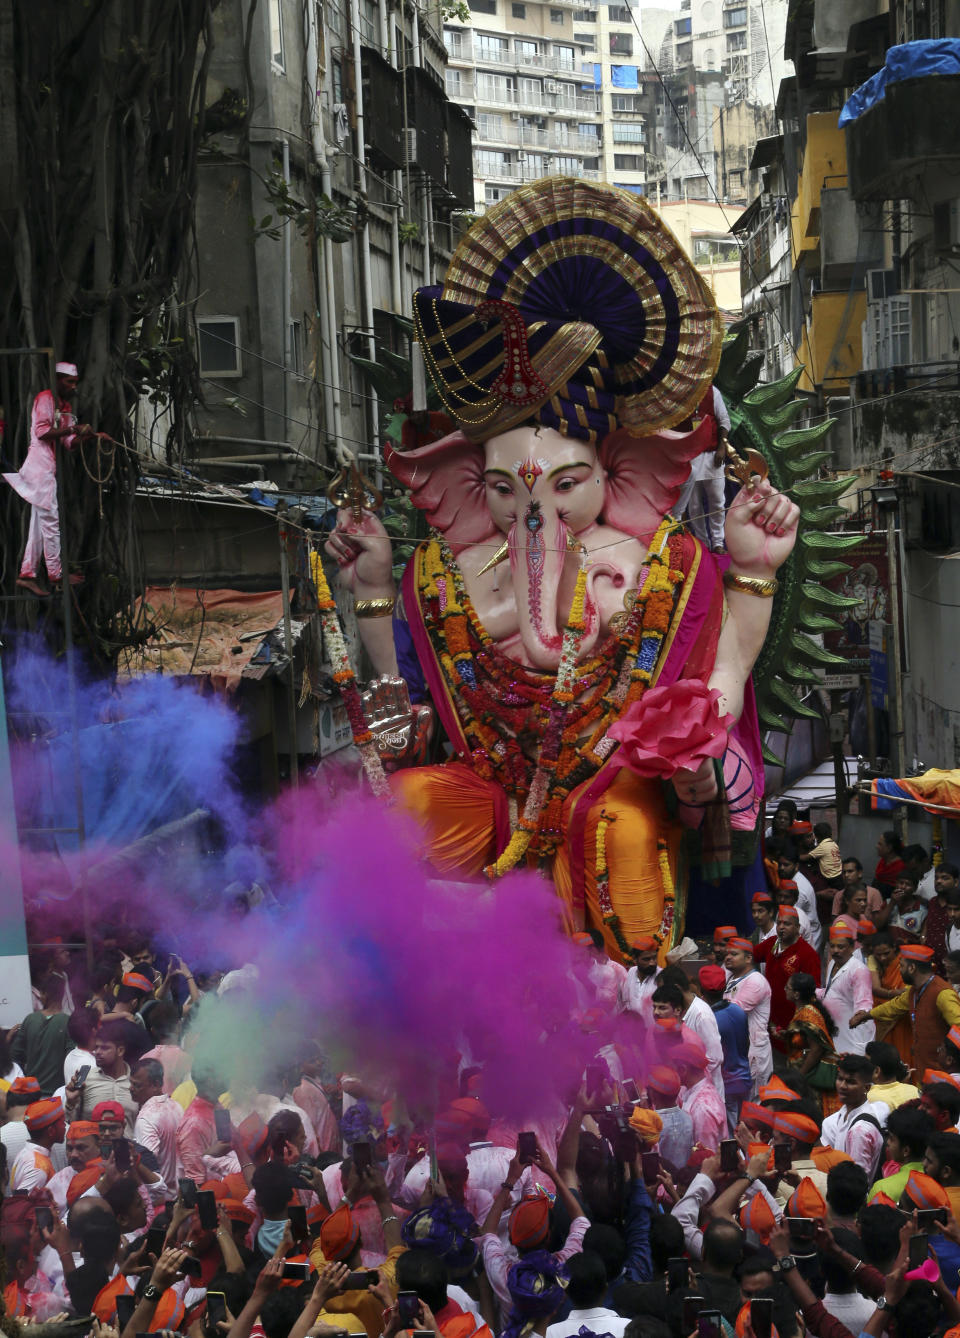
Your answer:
[599,419,713,543]
[385,431,496,555]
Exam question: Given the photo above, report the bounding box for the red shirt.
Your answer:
[754,935,822,1032]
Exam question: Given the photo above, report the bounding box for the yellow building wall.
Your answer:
[797,291,866,393]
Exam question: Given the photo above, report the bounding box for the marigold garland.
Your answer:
[309,547,390,798]
[419,517,687,883]
[656,837,677,946]
[594,811,631,958]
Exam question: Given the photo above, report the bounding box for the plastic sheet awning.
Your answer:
[839,39,960,125]
[118,587,294,692]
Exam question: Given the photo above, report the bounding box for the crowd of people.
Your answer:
[4,808,960,1338]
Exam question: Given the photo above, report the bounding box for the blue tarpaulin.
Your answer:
[589,62,601,89]
[610,64,639,89]
[839,39,960,125]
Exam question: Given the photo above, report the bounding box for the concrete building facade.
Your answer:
[740,0,960,775]
[442,0,602,211]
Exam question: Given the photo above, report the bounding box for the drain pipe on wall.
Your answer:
[305,0,345,454]
[349,0,380,459]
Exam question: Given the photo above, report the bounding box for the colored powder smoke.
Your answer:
[5,643,643,1123]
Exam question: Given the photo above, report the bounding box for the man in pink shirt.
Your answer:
[723,936,773,1093]
[131,1058,182,1196]
[674,1039,726,1151]
[292,1049,339,1154]
[2,362,93,593]
[175,1066,241,1184]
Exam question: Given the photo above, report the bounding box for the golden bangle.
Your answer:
[354,597,395,618]
[723,572,779,598]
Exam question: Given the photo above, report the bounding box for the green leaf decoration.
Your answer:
[805,557,854,578]
[769,677,823,719]
[774,421,835,457]
[783,450,834,478]
[790,476,857,503]
[762,742,786,766]
[743,364,805,408]
[800,582,861,609]
[802,530,866,550]
[789,632,850,667]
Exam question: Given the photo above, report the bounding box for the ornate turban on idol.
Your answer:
[412,177,722,446]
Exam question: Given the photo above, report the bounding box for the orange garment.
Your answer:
[947,1185,960,1221]
[308,1242,404,1338]
[875,956,913,1068]
[4,1282,27,1318]
[395,762,681,961]
[553,766,683,963]
[92,1275,133,1322]
[393,763,500,876]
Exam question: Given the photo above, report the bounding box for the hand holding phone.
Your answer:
[773,1141,792,1174]
[397,1292,422,1327]
[697,1311,722,1338]
[681,1297,704,1332]
[197,1189,219,1231]
[113,1137,132,1172]
[750,1298,773,1338]
[666,1257,688,1293]
[719,1139,739,1175]
[517,1131,537,1164]
[909,1233,929,1269]
[206,1291,228,1336]
[214,1108,233,1143]
[288,1204,308,1240]
[352,1140,372,1173]
[178,1178,198,1209]
[641,1151,661,1183]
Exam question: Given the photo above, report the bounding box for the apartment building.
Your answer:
[187,0,472,483]
[740,0,960,771]
[443,0,602,210]
[660,0,789,105]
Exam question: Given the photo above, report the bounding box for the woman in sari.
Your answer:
[867,930,913,1068]
[781,971,841,1116]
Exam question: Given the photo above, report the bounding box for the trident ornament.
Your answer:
[326,460,384,522]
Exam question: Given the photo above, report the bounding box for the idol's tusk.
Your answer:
[476,538,510,576]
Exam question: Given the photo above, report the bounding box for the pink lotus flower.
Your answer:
[607,680,733,778]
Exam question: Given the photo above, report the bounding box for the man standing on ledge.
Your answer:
[850,942,960,1078]
[2,361,94,594]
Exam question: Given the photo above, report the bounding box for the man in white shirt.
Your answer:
[723,937,773,1093]
[751,893,778,947]
[819,923,875,1055]
[71,1020,137,1134]
[10,1098,66,1191]
[571,931,627,1011]
[545,1247,629,1338]
[821,1054,885,1177]
[1,1076,40,1174]
[659,964,724,1099]
[778,844,822,950]
[617,934,660,1025]
[130,1057,182,1196]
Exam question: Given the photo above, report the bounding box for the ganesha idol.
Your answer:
[326,179,798,961]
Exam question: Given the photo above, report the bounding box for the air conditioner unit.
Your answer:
[544,80,559,93]
[517,150,527,161]
[510,111,521,120]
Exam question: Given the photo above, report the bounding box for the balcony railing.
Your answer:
[475,161,600,181]
[446,41,595,80]
[475,120,600,152]
[471,84,600,115]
